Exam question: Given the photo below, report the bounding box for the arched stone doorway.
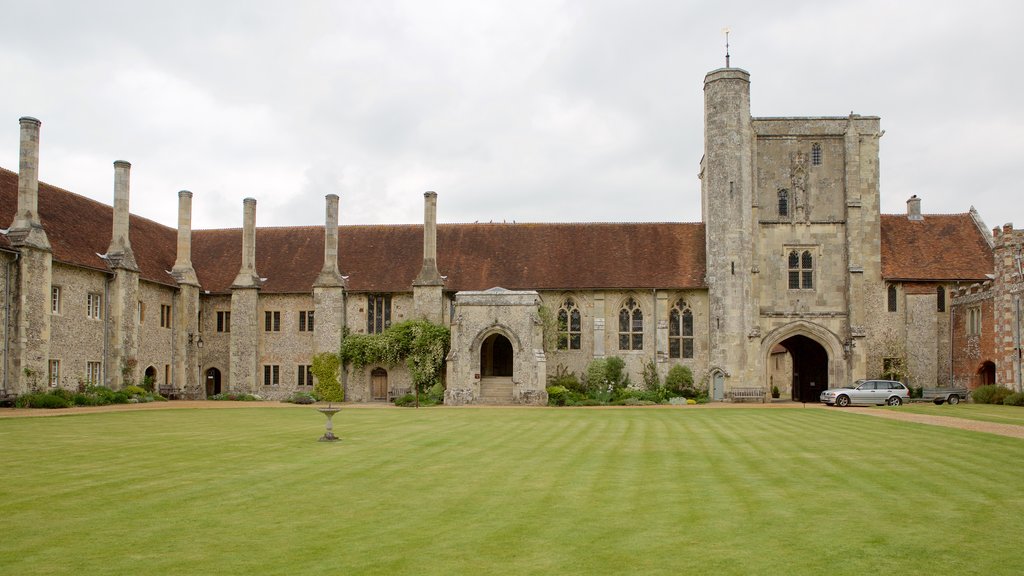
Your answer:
[205,368,222,396]
[479,332,514,403]
[776,335,829,402]
[371,368,388,401]
[144,366,157,389]
[976,361,996,387]
[480,333,513,377]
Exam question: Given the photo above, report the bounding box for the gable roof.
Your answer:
[192,222,708,293]
[0,167,180,286]
[1,168,707,294]
[880,213,993,282]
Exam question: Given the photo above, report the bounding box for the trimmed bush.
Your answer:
[15,392,73,409]
[665,365,694,395]
[972,384,1013,405]
[546,386,571,406]
[1002,392,1024,406]
[208,393,262,401]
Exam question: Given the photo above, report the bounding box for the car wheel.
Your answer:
[836,395,850,407]
[948,395,960,405]
[886,396,902,406]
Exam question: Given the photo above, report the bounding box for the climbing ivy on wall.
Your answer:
[339,319,451,392]
[312,353,344,402]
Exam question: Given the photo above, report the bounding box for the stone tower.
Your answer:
[701,67,755,394]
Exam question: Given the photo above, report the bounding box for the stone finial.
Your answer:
[9,116,50,249]
[105,160,139,271]
[413,191,444,286]
[314,194,345,287]
[170,190,199,285]
[231,198,262,289]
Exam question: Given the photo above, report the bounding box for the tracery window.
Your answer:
[557,298,581,350]
[669,299,694,359]
[778,189,789,217]
[787,250,814,290]
[811,143,822,166]
[367,294,392,334]
[618,297,643,351]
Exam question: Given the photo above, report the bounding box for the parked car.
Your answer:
[820,379,909,407]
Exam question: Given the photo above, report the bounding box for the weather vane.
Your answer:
[723,27,731,68]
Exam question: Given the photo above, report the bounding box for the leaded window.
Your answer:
[937,286,945,312]
[811,143,822,166]
[367,294,392,334]
[618,297,643,351]
[888,285,898,312]
[557,298,581,350]
[669,299,694,359]
[788,250,814,290]
[778,189,789,217]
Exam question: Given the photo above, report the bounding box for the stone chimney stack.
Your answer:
[907,195,923,221]
[231,198,261,288]
[9,116,50,249]
[105,160,138,270]
[413,191,443,286]
[314,194,345,287]
[170,190,199,285]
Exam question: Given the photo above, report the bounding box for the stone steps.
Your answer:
[479,378,514,404]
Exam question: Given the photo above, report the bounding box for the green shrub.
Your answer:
[1002,392,1024,406]
[393,391,442,407]
[208,393,262,401]
[574,398,605,406]
[972,384,1013,405]
[641,359,661,390]
[312,353,344,402]
[15,392,72,409]
[284,391,318,404]
[665,365,694,394]
[546,386,571,406]
[605,357,627,389]
[616,398,656,406]
[548,365,583,393]
[123,385,148,397]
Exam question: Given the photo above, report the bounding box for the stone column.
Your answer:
[9,117,52,392]
[229,198,261,393]
[413,191,444,323]
[313,194,346,356]
[103,161,140,388]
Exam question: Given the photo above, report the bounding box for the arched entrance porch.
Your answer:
[777,335,830,402]
[479,332,514,403]
[762,321,844,403]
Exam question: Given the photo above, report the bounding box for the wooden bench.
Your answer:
[728,387,766,403]
[0,387,16,406]
[158,385,181,400]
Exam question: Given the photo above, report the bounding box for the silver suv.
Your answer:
[820,379,909,407]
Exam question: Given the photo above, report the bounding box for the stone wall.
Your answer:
[49,264,106,389]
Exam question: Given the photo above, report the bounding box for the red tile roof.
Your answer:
[880,214,993,281]
[2,168,707,294]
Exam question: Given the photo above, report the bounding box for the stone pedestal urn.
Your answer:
[317,404,342,442]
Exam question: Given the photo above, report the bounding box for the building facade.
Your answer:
[0,65,1009,404]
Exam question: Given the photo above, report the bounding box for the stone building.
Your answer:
[0,64,1003,404]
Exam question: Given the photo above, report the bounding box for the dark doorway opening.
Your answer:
[777,335,829,402]
[205,368,222,396]
[481,333,513,377]
[977,361,996,387]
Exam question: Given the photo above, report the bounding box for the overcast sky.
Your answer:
[1,0,1021,232]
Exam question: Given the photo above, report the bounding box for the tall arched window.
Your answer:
[778,189,789,217]
[936,285,946,312]
[888,284,898,312]
[618,297,643,351]
[557,298,582,350]
[811,143,822,166]
[788,250,814,290]
[669,299,694,359]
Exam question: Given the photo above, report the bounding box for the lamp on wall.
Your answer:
[188,332,204,349]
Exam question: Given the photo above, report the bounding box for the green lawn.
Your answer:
[901,402,1024,427]
[1,406,1023,575]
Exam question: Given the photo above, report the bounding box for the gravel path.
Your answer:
[843,406,1024,439]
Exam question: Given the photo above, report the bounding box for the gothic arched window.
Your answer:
[669,299,694,359]
[618,297,643,351]
[778,189,789,217]
[557,298,582,350]
[788,250,814,290]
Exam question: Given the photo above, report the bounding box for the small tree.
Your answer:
[665,365,694,395]
[312,353,344,402]
[641,359,661,391]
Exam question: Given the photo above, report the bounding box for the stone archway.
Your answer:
[761,321,844,403]
[481,333,514,377]
[976,361,996,388]
[776,335,829,402]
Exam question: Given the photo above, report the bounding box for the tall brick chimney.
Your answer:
[413,191,443,286]
[170,190,199,285]
[105,160,138,270]
[315,194,345,287]
[231,198,261,288]
[9,116,50,249]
